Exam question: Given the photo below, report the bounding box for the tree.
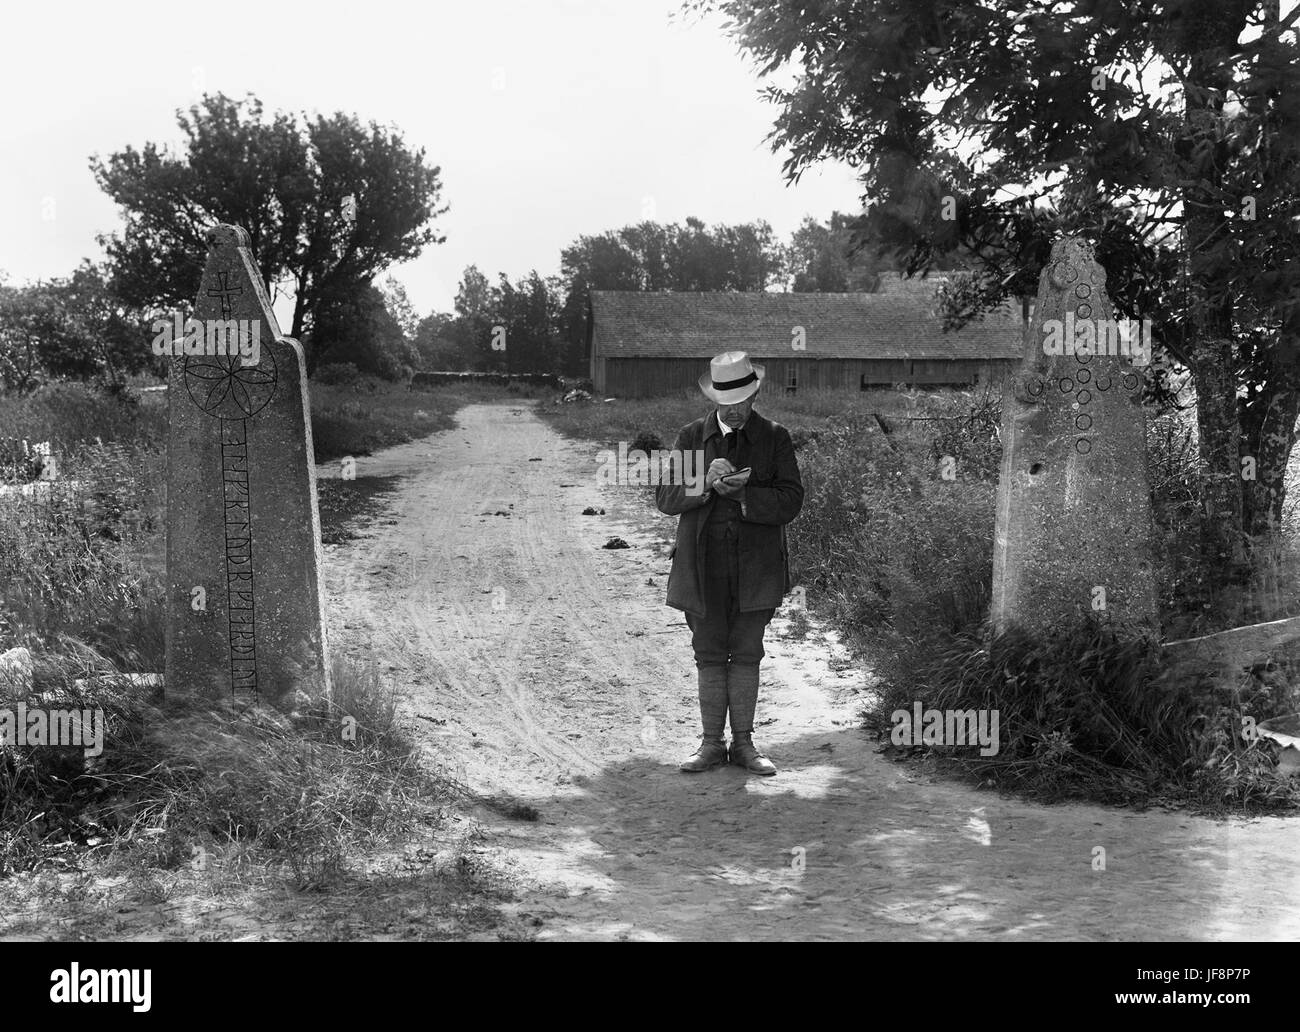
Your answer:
[379,276,420,341]
[787,213,874,291]
[91,92,447,369]
[413,311,461,369]
[0,283,66,391]
[716,220,785,291]
[499,270,562,374]
[556,217,786,375]
[698,0,1300,599]
[451,265,499,371]
[311,284,417,380]
[786,210,972,291]
[58,264,154,387]
[0,264,149,391]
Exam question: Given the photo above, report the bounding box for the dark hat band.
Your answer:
[712,371,757,391]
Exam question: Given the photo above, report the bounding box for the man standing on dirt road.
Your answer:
[655,352,804,776]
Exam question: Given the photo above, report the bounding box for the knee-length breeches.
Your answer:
[684,522,776,667]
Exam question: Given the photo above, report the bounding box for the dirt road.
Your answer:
[322,401,1300,941]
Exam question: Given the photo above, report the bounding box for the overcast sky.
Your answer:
[0,0,863,323]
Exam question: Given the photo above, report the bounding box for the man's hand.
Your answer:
[713,467,750,498]
[704,458,735,492]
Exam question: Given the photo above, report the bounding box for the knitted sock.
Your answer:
[697,664,729,741]
[727,662,761,736]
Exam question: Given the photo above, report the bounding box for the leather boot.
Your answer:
[729,732,777,776]
[679,664,729,773]
[727,663,777,775]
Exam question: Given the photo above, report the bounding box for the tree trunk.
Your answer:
[1242,380,1300,540]
[1188,345,1247,580]
[101,343,119,387]
[291,288,316,375]
[1180,10,1254,595]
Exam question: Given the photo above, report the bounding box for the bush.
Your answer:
[313,362,362,386]
[0,440,165,663]
[865,617,1300,811]
[631,430,662,454]
[791,400,998,657]
[0,382,164,450]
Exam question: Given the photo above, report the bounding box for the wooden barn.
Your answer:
[587,273,1025,398]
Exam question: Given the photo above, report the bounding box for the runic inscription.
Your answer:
[222,420,256,693]
[186,331,277,696]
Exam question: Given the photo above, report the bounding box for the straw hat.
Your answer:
[698,351,765,405]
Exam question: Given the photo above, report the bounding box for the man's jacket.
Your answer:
[655,409,804,617]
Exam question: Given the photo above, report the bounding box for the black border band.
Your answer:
[712,371,757,391]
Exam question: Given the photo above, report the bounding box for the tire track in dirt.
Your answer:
[322,401,1300,942]
[325,404,665,789]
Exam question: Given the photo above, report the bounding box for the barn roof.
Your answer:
[590,284,1025,361]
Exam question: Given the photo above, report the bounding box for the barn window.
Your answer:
[786,366,797,394]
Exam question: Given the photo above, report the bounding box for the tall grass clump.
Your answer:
[0,651,448,880]
[0,391,165,669]
[866,618,1299,811]
[0,381,165,449]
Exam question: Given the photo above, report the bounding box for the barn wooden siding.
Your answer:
[598,356,1019,398]
[588,283,1026,398]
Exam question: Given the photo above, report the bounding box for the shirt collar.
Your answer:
[709,410,751,440]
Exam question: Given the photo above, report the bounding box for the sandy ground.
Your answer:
[317,401,1300,942]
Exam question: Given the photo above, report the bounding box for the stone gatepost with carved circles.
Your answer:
[991,236,1158,638]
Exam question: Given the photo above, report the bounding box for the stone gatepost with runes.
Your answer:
[165,224,331,704]
[991,236,1158,638]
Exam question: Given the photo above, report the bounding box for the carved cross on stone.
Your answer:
[206,270,244,318]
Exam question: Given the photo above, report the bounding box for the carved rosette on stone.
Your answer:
[165,224,331,705]
[990,237,1158,638]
